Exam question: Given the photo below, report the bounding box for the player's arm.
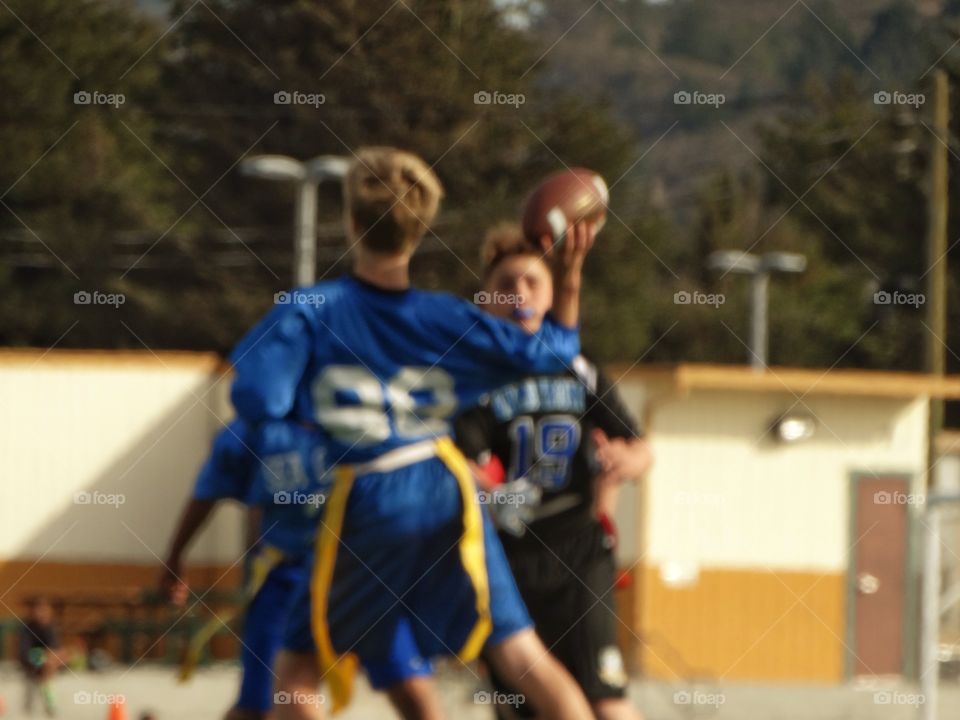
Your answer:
[160,423,256,605]
[588,364,652,487]
[592,430,652,484]
[429,221,594,380]
[230,305,314,424]
[548,220,595,329]
[160,498,216,605]
[448,302,580,375]
[453,405,503,491]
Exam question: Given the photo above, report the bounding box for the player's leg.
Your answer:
[484,629,592,720]
[280,528,444,720]
[225,707,267,720]
[229,562,303,720]
[272,650,324,720]
[592,698,643,720]
[524,522,639,720]
[359,614,440,720]
[474,513,592,720]
[566,524,640,720]
[384,676,444,720]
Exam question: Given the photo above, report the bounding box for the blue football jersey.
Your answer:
[230,276,580,463]
[247,420,331,558]
[192,419,330,557]
[192,419,256,502]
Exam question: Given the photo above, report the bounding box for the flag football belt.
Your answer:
[311,436,492,714]
[351,438,439,476]
[178,543,286,682]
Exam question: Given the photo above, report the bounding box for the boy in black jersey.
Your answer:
[455,224,651,720]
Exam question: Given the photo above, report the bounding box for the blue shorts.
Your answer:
[235,557,308,713]
[282,456,531,689]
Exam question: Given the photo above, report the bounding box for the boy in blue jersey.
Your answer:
[160,419,318,720]
[161,419,427,719]
[230,147,596,720]
[161,420,428,720]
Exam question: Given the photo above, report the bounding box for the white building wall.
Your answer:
[0,352,241,564]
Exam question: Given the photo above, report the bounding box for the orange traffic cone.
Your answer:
[107,698,127,720]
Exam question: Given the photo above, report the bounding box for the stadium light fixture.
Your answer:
[240,154,349,286]
[708,250,807,369]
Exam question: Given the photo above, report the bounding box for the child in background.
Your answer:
[18,597,63,717]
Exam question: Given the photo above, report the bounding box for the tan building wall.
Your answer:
[606,365,960,683]
[0,350,242,611]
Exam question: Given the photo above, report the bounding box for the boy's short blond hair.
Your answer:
[480,222,543,277]
[344,147,443,255]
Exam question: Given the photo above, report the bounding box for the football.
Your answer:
[521,168,609,245]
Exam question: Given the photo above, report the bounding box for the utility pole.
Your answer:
[921,68,948,720]
[927,69,949,433]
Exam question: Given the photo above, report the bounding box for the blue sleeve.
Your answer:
[229,304,313,424]
[430,296,579,376]
[192,423,256,502]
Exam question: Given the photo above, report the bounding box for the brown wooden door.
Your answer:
[852,476,909,676]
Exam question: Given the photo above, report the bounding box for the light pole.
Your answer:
[240,155,350,286]
[707,250,806,369]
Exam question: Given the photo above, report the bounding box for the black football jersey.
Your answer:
[454,354,641,544]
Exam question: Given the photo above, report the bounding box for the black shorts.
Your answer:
[487,521,627,717]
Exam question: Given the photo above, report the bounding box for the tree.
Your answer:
[0,0,188,348]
